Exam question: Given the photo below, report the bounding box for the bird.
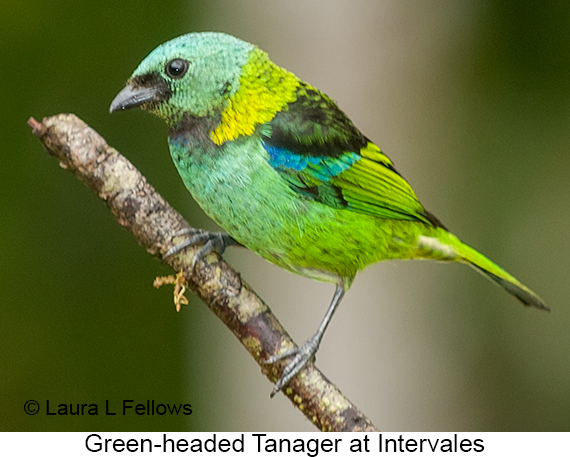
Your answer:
[110,32,548,396]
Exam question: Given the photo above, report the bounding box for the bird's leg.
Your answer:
[164,227,241,269]
[266,279,346,397]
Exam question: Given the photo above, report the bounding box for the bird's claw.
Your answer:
[266,336,320,397]
[164,228,237,269]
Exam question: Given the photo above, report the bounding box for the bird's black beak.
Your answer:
[109,84,159,113]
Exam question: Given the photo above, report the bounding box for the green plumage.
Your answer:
[110,32,547,394]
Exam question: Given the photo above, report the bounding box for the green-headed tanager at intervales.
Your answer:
[110,32,548,397]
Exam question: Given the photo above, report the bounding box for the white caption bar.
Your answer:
[0,432,567,456]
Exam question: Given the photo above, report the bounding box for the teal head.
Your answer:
[109,32,255,124]
[110,32,300,145]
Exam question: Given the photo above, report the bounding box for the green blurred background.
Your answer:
[2,0,569,431]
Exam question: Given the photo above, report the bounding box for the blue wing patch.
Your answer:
[264,143,360,180]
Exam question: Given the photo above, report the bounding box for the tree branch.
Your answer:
[29,113,379,432]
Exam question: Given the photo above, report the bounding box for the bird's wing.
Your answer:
[262,84,442,226]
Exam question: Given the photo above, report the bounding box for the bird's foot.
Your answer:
[265,335,320,397]
[164,228,238,270]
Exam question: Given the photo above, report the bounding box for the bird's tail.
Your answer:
[418,234,548,311]
[455,239,548,310]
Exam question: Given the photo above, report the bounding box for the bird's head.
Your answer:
[110,32,255,125]
[111,32,301,144]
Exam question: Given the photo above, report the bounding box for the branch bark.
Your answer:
[29,113,379,432]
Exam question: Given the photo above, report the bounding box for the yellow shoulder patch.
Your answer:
[210,48,300,145]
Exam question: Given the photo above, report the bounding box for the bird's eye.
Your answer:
[165,59,189,79]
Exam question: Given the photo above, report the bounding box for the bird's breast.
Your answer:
[168,136,305,254]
